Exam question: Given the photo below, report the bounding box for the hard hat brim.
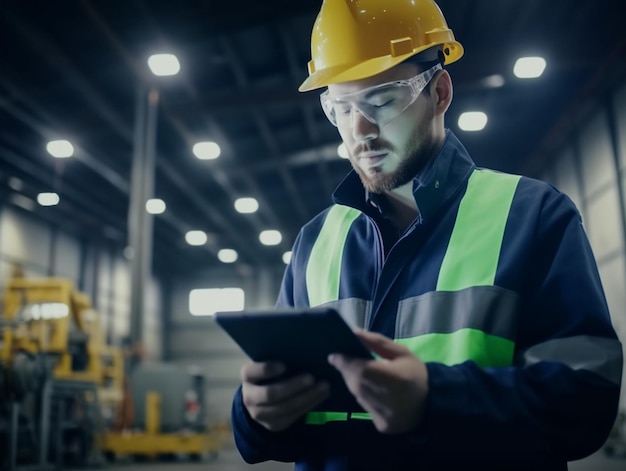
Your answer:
[298,42,463,92]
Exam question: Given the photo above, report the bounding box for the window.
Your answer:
[189,288,245,316]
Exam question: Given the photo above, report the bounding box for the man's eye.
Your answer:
[371,99,394,108]
[367,94,395,108]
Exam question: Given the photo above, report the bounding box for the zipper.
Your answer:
[367,215,423,330]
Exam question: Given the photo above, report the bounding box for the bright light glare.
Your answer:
[234,197,259,214]
[146,198,166,214]
[458,112,488,132]
[193,141,221,160]
[37,192,60,206]
[218,249,238,263]
[337,143,349,159]
[259,230,282,246]
[147,53,180,76]
[189,288,245,316]
[282,251,292,265]
[185,230,208,246]
[46,140,74,158]
[23,303,69,320]
[513,57,546,79]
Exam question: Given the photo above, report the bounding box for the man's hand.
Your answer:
[240,362,330,432]
[328,329,428,434]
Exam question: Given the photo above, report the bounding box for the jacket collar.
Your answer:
[332,130,476,224]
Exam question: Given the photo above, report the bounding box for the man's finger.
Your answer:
[240,361,285,383]
[328,353,368,372]
[354,329,411,360]
[251,382,330,431]
[245,374,315,406]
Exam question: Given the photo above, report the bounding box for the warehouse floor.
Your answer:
[75,446,625,471]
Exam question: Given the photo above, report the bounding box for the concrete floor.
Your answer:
[79,446,625,471]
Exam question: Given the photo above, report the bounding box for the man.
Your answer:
[231,0,623,469]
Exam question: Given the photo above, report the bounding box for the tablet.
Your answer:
[214,307,374,384]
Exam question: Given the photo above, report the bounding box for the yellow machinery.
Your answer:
[1,276,220,463]
[100,391,220,461]
[0,275,125,468]
[1,277,124,403]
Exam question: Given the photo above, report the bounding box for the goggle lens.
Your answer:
[320,64,441,128]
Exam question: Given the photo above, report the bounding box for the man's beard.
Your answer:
[352,119,437,194]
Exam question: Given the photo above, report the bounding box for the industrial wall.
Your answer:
[538,80,626,409]
[167,266,284,424]
[0,204,164,360]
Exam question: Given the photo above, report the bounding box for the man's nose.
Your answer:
[351,108,379,141]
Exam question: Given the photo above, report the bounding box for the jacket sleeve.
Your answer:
[231,231,320,463]
[418,189,623,462]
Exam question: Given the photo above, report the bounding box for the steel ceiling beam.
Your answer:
[218,36,309,225]
[127,0,295,256]
[278,24,335,198]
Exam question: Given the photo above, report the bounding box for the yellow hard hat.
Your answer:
[299,0,464,92]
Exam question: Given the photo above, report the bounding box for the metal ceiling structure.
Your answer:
[1,0,625,277]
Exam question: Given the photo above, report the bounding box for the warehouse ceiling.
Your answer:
[1,0,625,277]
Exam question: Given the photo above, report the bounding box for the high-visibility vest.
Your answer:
[305,168,521,425]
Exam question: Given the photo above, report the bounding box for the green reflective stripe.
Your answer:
[437,170,521,292]
[306,205,362,306]
[305,411,348,424]
[395,328,514,367]
[305,411,372,425]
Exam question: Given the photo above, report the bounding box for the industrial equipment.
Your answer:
[0,276,124,469]
[100,363,220,461]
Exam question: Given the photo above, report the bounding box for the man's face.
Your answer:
[327,63,439,193]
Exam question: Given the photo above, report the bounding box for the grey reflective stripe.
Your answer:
[306,205,362,307]
[437,169,520,291]
[316,298,371,329]
[521,335,623,385]
[396,287,519,341]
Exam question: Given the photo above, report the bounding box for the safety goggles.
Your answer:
[320,63,442,128]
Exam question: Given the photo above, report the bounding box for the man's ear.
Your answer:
[431,69,453,115]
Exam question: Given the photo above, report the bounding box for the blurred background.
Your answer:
[0,0,625,469]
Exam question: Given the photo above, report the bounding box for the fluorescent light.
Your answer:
[282,251,292,265]
[9,193,35,211]
[483,74,505,88]
[218,249,238,263]
[234,197,259,214]
[513,57,546,79]
[458,112,488,132]
[337,143,349,159]
[46,140,74,158]
[259,230,282,246]
[185,230,208,246]
[193,141,221,160]
[147,53,180,76]
[37,192,60,206]
[8,177,23,191]
[145,198,166,214]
